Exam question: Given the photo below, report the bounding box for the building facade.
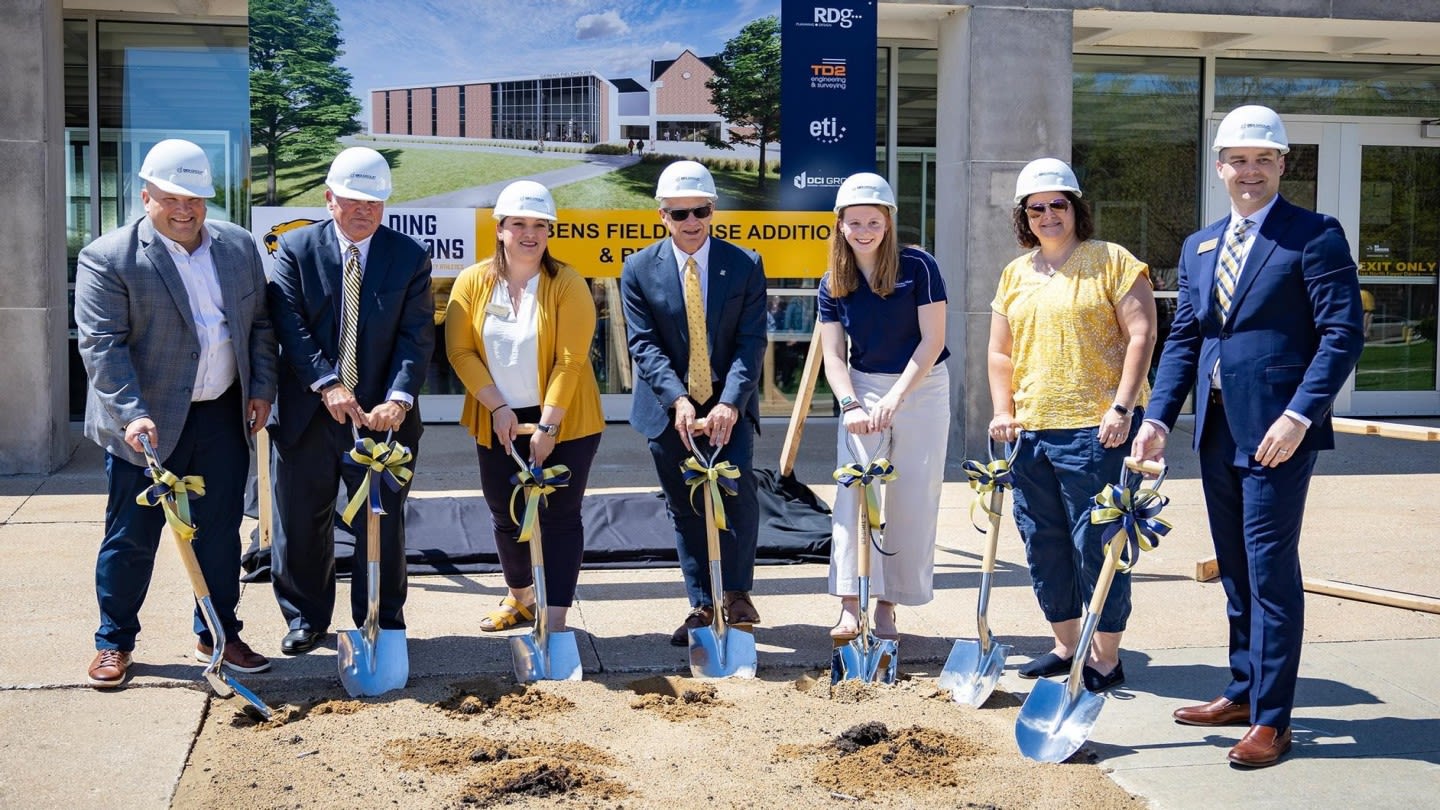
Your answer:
[4,0,1439,472]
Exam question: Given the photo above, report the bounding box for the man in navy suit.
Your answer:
[1134,105,1364,767]
[266,147,434,655]
[75,139,277,686]
[621,160,768,646]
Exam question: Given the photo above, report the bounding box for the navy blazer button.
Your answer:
[191,352,199,358]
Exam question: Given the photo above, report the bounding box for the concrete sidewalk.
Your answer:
[1,420,1437,808]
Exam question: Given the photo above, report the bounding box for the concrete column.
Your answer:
[933,6,1072,465]
[0,0,70,474]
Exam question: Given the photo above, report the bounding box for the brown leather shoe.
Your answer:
[1228,725,1292,768]
[669,606,715,646]
[88,649,132,688]
[196,638,271,674]
[1173,696,1251,726]
[723,591,761,625]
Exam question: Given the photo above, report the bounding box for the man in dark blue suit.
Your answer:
[266,147,434,655]
[1134,105,1364,768]
[621,160,768,646]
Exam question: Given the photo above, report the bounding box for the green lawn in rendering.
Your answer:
[552,155,785,210]
[1354,339,1437,391]
[253,147,581,206]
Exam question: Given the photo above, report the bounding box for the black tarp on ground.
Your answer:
[241,469,832,582]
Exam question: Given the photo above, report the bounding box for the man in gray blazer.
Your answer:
[621,160,768,645]
[75,139,277,688]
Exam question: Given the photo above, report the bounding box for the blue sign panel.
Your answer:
[780,0,878,211]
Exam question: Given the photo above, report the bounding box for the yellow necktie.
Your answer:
[683,256,713,403]
[1215,218,1253,323]
[339,244,362,389]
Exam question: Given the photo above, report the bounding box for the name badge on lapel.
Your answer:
[484,302,510,318]
[1197,238,1219,254]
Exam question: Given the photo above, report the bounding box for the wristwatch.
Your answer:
[838,395,862,413]
[1111,403,1130,416]
[535,423,559,436]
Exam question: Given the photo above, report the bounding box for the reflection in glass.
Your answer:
[1216,59,1440,118]
[1354,146,1439,393]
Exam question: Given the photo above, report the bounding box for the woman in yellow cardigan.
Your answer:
[446,180,604,633]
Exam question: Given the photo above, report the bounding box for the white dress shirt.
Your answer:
[482,273,542,409]
[155,227,236,402]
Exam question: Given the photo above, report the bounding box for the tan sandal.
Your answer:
[479,595,535,632]
[830,598,861,641]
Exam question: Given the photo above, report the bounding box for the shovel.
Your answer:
[1016,456,1168,763]
[136,435,272,720]
[940,438,1019,707]
[685,423,757,679]
[336,425,410,698]
[831,432,898,686]
[506,425,582,683]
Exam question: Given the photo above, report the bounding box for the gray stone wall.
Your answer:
[0,0,69,474]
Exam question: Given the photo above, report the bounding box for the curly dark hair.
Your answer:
[1011,190,1094,249]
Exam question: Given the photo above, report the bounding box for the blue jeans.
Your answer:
[1009,408,1143,634]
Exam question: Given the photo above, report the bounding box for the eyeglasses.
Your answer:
[664,204,713,222]
[1024,199,1071,218]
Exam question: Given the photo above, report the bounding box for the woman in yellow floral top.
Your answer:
[988,158,1157,692]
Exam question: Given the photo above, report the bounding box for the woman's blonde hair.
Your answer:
[826,207,899,298]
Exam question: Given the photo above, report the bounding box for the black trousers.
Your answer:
[271,410,417,632]
[475,407,601,607]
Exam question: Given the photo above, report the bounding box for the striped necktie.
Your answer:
[339,244,362,389]
[1214,218,1253,323]
[682,256,713,404]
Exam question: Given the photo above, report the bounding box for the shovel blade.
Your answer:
[830,634,898,685]
[511,630,583,683]
[1015,676,1105,762]
[337,628,409,697]
[939,639,1011,708]
[688,625,757,679]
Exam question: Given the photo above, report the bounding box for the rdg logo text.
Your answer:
[813,7,855,28]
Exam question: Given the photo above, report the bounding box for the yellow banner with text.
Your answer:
[470,209,835,278]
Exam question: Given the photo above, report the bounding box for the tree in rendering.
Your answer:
[249,0,361,204]
[706,15,781,190]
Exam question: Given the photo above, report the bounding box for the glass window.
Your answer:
[1217,59,1440,117]
[63,18,249,418]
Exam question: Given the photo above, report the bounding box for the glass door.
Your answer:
[1204,117,1440,416]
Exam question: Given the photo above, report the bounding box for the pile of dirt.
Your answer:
[628,675,727,720]
[438,679,574,722]
[174,670,1144,810]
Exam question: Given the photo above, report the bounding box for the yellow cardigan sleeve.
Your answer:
[541,266,598,411]
[444,262,496,397]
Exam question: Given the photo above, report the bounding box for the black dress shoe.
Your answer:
[1018,652,1073,679]
[281,628,323,655]
[1082,662,1125,692]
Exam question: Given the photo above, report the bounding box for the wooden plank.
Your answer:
[1332,416,1440,442]
[1304,578,1440,615]
[779,319,825,477]
[256,429,273,550]
[1195,556,1219,583]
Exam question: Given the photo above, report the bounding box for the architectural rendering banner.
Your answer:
[247,0,874,279]
[779,0,879,210]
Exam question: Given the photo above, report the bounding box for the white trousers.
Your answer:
[828,363,949,605]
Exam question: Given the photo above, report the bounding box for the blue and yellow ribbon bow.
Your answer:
[961,456,1014,532]
[508,463,571,543]
[833,458,897,533]
[341,436,415,528]
[682,455,740,531]
[136,465,205,543]
[1090,481,1172,572]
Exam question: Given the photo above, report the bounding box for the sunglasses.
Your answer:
[664,204,713,222]
[1025,199,1071,218]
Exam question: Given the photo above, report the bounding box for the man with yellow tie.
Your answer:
[621,160,769,646]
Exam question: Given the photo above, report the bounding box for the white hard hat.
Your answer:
[1212,105,1290,154]
[1014,158,1081,204]
[138,139,215,198]
[325,147,393,201]
[654,160,717,201]
[492,180,557,221]
[833,172,897,214]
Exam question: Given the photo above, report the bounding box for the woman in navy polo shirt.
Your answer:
[818,172,951,641]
